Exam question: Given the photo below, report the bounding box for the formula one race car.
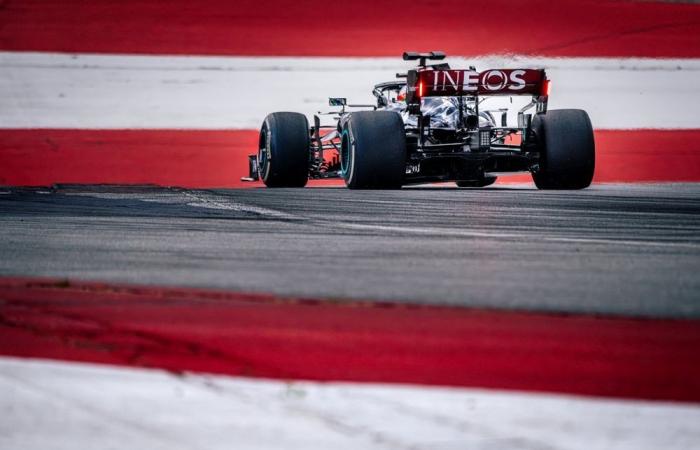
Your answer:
[244,51,595,189]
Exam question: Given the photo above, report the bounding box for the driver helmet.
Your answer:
[396,85,407,102]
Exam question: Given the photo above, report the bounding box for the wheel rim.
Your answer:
[340,129,351,178]
[258,123,271,181]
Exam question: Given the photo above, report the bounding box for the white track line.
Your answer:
[1,357,698,450]
[2,52,699,129]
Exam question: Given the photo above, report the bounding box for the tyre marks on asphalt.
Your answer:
[1,185,699,317]
[116,188,700,249]
[181,191,301,221]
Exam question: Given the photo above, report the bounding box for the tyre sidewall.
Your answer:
[260,112,309,187]
[342,111,406,189]
[533,109,595,189]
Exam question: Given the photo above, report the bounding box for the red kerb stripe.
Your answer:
[1,278,699,402]
[1,0,699,57]
[1,129,699,187]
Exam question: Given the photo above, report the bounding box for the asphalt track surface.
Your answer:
[1,184,699,319]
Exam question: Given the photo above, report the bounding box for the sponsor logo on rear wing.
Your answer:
[407,69,549,102]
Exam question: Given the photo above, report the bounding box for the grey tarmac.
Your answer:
[1,183,698,318]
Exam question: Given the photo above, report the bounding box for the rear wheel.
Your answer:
[532,109,595,190]
[341,111,406,189]
[258,112,309,187]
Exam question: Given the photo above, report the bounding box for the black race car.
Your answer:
[244,51,594,189]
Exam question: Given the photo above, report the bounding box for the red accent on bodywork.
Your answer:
[541,79,551,97]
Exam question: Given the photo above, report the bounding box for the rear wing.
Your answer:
[406,68,549,101]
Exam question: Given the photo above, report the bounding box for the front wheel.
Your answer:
[341,111,406,189]
[531,109,595,190]
[258,112,309,188]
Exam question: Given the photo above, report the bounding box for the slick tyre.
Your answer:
[258,112,309,187]
[341,111,407,189]
[532,109,595,190]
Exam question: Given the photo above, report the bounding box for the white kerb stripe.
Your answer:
[1,356,699,450]
[1,52,700,130]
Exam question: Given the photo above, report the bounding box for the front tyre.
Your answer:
[532,109,595,190]
[341,111,406,189]
[258,112,309,188]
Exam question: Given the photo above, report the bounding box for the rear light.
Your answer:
[541,79,551,97]
[418,80,424,98]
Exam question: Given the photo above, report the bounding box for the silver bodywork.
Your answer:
[384,97,495,129]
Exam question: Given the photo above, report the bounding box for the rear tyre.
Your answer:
[456,175,497,188]
[532,109,595,190]
[258,112,309,187]
[341,111,406,189]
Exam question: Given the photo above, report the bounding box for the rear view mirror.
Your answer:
[329,97,347,106]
